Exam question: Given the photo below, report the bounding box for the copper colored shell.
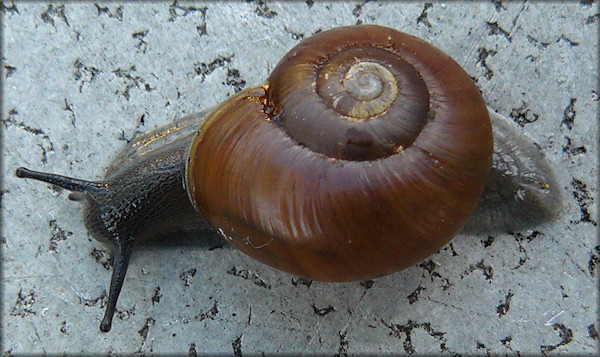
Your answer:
[186,25,493,282]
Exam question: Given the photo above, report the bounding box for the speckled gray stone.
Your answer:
[2,1,598,355]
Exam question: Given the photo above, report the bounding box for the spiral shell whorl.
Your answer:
[322,60,397,119]
[267,26,433,161]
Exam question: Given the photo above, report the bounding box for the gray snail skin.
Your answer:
[15,25,561,332]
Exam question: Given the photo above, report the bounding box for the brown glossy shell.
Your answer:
[186,25,493,282]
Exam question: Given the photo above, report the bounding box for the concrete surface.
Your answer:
[2,1,598,355]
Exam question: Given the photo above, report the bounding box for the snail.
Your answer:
[15,24,561,332]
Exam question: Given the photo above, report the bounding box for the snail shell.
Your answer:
[186,25,493,281]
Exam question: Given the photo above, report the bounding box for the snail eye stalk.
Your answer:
[100,237,134,333]
[15,167,105,194]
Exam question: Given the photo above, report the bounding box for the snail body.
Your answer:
[16,25,560,332]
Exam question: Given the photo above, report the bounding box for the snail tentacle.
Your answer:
[15,167,107,193]
[100,235,133,332]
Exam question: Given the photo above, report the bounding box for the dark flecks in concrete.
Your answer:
[419,260,452,290]
[60,320,69,335]
[116,306,136,320]
[117,129,132,143]
[284,26,304,40]
[540,323,573,354]
[510,103,539,126]
[441,242,458,256]
[168,1,207,22]
[486,21,511,42]
[570,178,597,226]
[588,246,599,276]
[10,288,36,317]
[37,138,55,165]
[4,64,16,78]
[138,317,156,340]
[196,23,208,37]
[407,284,425,304]
[586,13,599,24]
[94,4,123,21]
[510,230,543,243]
[419,260,436,275]
[194,54,234,82]
[224,69,247,93]
[63,98,76,127]
[528,34,581,51]
[588,323,599,340]
[112,65,153,100]
[78,290,107,308]
[559,285,569,299]
[306,0,314,9]
[416,3,433,28]
[563,137,587,157]
[482,235,495,248]
[512,242,529,270]
[352,0,373,18]
[227,266,271,289]
[512,2,529,28]
[311,304,335,316]
[208,244,224,251]
[291,277,312,287]
[250,0,277,19]
[40,4,70,27]
[469,74,479,85]
[359,280,374,289]
[524,54,539,63]
[476,341,492,355]
[333,331,349,357]
[464,259,493,281]
[48,220,72,252]
[2,109,45,135]
[500,335,513,348]
[558,35,580,47]
[132,30,149,54]
[581,0,595,6]
[90,247,112,270]
[439,342,459,356]
[180,267,197,287]
[477,47,497,80]
[491,0,506,12]
[1,0,19,15]
[496,290,514,317]
[232,334,243,357]
[167,2,207,36]
[526,35,551,50]
[151,286,162,306]
[73,59,101,93]
[382,318,446,355]
[195,300,219,322]
[561,98,576,130]
[189,343,198,357]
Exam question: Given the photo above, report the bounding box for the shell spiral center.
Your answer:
[323,61,398,120]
